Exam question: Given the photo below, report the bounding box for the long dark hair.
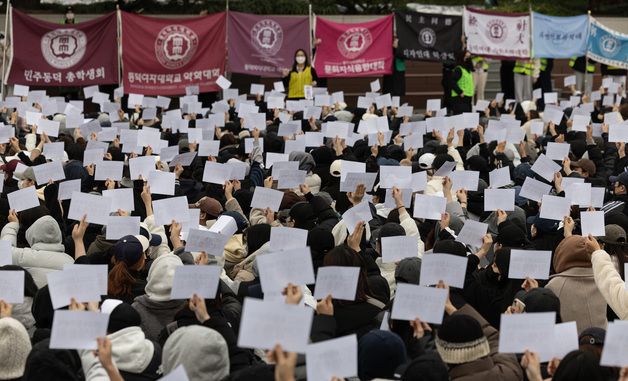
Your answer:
[291,49,310,72]
[604,242,628,279]
[322,245,372,304]
[0,265,38,298]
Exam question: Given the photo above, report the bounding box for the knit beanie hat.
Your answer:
[553,235,592,273]
[107,302,142,333]
[520,288,561,321]
[358,330,407,380]
[401,352,449,381]
[162,325,229,381]
[289,202,316,230]
[436,314,490,364]
[379,222,406,239]
[0,317,32,380]
[145,254,183,301]
[395,257,422,285]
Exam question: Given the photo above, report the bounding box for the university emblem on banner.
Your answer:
[251,19,283,56]
[41,29,87,69]
[154,25,199,69]
[599,35,620,56]
[486,19,507,43]
[337,27,372,59]
[418,27,436,47]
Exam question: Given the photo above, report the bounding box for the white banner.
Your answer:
[464,7,531,59]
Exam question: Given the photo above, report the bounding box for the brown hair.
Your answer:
[108,256,144,297]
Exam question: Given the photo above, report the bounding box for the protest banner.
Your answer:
[532,12,589,58]
[587,17,628,69]
[395,11,462,62]
[464,7,531,59]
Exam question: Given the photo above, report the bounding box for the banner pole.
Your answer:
[225,0,229,82]
[584,10,591,96]
[1,1,11,100]
[528,3,533,102]
[308,2,313,59]
[116,5,122,88]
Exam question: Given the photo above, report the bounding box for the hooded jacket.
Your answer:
[108,326,160,380]
[131,296,186,343]
[545,236,607,334]
[1,216,74,288]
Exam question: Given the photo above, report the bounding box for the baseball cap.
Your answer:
[610,171,628,187]
[418,153,435,169]
[189,196,223,219]
[15,167,35,182]
[579,327,605,346]
[329,159,341,178]
[139,222,162,247]
[0,159,22,175]
[600,224,626,244]
[571,158,596,176]
[113,235,148,266]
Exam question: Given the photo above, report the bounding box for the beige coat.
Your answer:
[546,267,608,334]
[591,249,628,320]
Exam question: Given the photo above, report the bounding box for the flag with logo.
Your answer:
[587,17,628,69]
[227,12,309,77]
[120,12,226,95]
[6,9,118,86]
[463,7,531,59]
[532,13,588,58]
[395,11,462,62]
[313,15,393,78]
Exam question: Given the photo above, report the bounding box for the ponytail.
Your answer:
[108,260,136,298]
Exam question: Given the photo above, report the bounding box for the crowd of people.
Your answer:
[0,45,627,381]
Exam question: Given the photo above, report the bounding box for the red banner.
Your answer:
[313,16,393,78]
[121,12,226,95]
[227,12,310,77]
[6,9,118,86]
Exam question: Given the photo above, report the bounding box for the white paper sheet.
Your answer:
[420,253,467,288]
[508,250,552,280]
[94,161,124,181]
[450,170,480,192]
[129,156,156,180]
[340,172,378,192]
[170,265,221,299]
[105,216,140,240]
[62,264,108,295]
[257,248,315,294]
[148,170,175,196]
[498,312,556,354]
[0,270,25,303]
[413,194,446,220]
[456,220,488,248]
[102,188,135,213]
[391,284,447,324]
[185,228,230,257]
[306,335,358,381]
[342,201,373,234]
[33,161,66,184]
[237,298,314,353]
[580,210,605,237]
[50,311,109,350]
[600,321,628,367]
[202,161,233,185]
[484,188,516,211]
[152,196,191,226]
[313,266,360,301]
[270,227,308,251]
[539,194,571,221]
[250,187,284,212]
[519,177,553,202]
[47,269,102,309]
[379,166,412,189]
[531,154,561,181]
[381,235,419,263]
[7,187,37,214]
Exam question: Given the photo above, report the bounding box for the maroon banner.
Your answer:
[121,12,226,95]
[227,12,310,77]
[6,9,118,86]
[313,16,393,78]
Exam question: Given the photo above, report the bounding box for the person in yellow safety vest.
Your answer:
[281,49,318,100]
[449,50,475,115]
[569,56,596,96]
[471,56,489,101]
[533,58,554,107]
[513,60,534,103]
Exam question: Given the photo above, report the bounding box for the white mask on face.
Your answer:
[296,56,306,64]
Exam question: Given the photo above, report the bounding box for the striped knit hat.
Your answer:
[435,314,490,364]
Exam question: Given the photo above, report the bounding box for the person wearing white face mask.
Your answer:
[281,49,318,100]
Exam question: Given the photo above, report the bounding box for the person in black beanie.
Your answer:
[401,352,450,381]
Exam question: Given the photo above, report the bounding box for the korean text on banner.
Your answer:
[120,12,226,95]
[313,15,393,78]
[6,9,118,86]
